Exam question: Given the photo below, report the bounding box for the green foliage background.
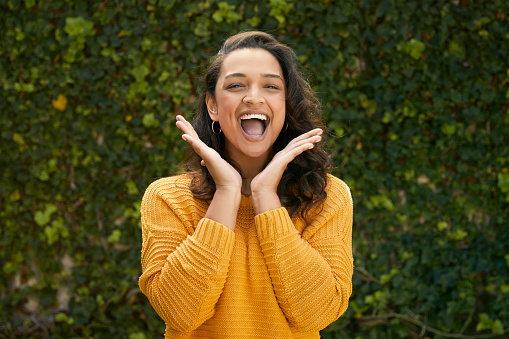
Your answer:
[1,0,509,338]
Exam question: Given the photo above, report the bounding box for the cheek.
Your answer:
[274,97,286,121]
[216,96,237,115]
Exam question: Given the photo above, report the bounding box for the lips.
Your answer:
[239,113,268,136]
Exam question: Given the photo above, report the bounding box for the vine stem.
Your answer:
[359,311,509,338]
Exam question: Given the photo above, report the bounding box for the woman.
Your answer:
[139,31,353,338]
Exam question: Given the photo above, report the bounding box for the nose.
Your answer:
[243,86,265,104]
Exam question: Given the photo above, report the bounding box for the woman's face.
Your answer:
[206,48,286,164]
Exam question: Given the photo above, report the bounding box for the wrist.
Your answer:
[252,190,281,215]
[205,187,241,231]
[214,186,242,204]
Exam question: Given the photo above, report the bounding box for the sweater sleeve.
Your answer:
[138,179,235,332]
[254,177,353,331]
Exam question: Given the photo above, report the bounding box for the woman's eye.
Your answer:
[267,85,279,90]
[227,84,242,89]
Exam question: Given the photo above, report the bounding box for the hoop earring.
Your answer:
[212,120,222,135]
[282,122,288,132]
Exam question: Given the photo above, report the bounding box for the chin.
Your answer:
[245,145,274,159]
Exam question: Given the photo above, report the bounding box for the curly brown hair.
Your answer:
[185,31,331,221]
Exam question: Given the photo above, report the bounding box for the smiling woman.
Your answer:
[138,31,354,339]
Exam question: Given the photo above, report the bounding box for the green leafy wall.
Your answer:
[1,0,508,338]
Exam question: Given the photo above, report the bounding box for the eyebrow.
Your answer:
[224,73,283,81]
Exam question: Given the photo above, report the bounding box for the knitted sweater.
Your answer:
[139,173,353,339]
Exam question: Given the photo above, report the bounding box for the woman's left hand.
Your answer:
[251,128,323,214]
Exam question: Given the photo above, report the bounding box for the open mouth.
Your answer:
[240,114,267,136]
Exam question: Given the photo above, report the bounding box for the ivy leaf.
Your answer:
[12,133,26,146]
[108,229,121,243]
[34,204,57,227]
[142,113,160,128]
[492,319,504,335]
[442,123,457,136]
[128,332,147,339]
[52,95,68,111]
[64,17,95,37]
[131,65,150,82]
[125,181,139,195]
[400,38,426,60]
[497,173,509,193]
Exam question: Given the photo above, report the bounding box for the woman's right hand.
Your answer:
[176,115,242,194]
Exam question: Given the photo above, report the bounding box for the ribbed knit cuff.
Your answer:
[254,207,296,240]
[192,218,235,257]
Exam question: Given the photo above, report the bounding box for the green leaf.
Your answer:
[369,195,395,212]
[64,17,95,37]
[131,65,150,82]
[476,313,493,331]
[12,133,25,146]
[448,41,465,57]
[497,173,509,193]
[108,229,121,243]
[380,268,399,285]
[34,204,58,227]
[491,319,504,335]
[24,0,35,9]
[129,331,147,339]
[400,38,426,60]
[126,181,139,195]
[437,221,448,231]
[448,229,468,241]
[442,123,457,136]
[142,113,160,128]
[158,0,177,10]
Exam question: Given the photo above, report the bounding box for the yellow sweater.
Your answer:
[139,173,353,338]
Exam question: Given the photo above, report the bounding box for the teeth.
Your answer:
[240,114,267,120]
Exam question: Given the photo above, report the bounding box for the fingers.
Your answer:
[285,128,322,151]
[271,128,323,166]
[175,115,199,139]
[287,139,317,159]
[176,115,207,158]
[289,128,323,143]
[176,115,201,144]
[284,128,322,150]
[252,129,323,196]
[176,116,218,168]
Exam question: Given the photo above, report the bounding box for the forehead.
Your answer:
[219,48,283,78]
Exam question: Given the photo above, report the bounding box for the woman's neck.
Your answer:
[227,152,272,196]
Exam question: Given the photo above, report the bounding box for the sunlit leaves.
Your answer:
[476,313,505,335]
[398,38,426,60]
[131,64,149,83]
[63,16,95,63]
[212,2,242,23]
[498,173,509,202]
[34,203,58,227]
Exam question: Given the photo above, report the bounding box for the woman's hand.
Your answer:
[176,115,242,192]
[176,115,242,230]
[251,128,323,215]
